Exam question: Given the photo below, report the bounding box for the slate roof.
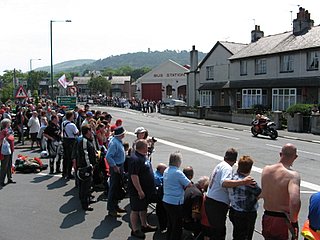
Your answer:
[110,76,131,85]
[220,41,248,55]
[198,41,247,68]
[230,25,320,60]
[73,76,91,85]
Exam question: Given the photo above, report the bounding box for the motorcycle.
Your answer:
[251,117,278,139]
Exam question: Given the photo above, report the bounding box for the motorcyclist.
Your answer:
[254,114,268,133]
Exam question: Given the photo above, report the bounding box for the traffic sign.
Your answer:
[15,86,28,99]
[56,96,77,109]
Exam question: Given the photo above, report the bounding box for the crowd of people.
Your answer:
[0,99,319,240]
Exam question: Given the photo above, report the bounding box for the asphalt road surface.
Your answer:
[1,106,319,240]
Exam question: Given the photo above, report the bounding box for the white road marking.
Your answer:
[130,133,320,191]
[267,144,320,156]
[199,131,240,140]
[301,190,317,194]
[95,106,137,115]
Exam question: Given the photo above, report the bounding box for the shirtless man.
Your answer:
[261,143,301,240]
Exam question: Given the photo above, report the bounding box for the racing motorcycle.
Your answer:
[251,117,278,139]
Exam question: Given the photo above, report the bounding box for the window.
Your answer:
[307,51,319,70]
[255,58,266,74]
[242,88,264,108]
[272,88,296,111]
[206,66,214,80]
[200,90,212,107]
[280,55,294,72]
[240,60,247,75]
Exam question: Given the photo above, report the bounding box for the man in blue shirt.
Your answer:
[106,126,126,217]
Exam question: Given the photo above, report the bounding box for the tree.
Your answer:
[27,70,48,93]
[0,69,26,102]
[88,76,111,96]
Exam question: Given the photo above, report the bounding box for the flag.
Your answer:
[58,74,68,89]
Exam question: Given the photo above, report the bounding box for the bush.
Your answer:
[252,104,271,114]
[286,104,313,117]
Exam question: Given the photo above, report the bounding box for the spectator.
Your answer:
[301,192,320,239]
[261,143,301,240]
[0,119,15,187]
[43,115,62,174]
[228,155,262,240]
[128,139,157,239]
[183,166,194,182]
[154,163,167,232]
[28,111,40,149]
[76,125,97,211]
[205,148,256,240]
[37,110,48,151]
[81,111,94,127]
[163,152,192,240]
[106,126,127,217]
[62,111,79,179]
[183,176,209,237]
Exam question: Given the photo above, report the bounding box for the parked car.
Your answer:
[161,99,187,107]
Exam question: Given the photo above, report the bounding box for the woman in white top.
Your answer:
[27,111,40,149]
[37,110,48,151]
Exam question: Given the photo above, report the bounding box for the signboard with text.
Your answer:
[56,96,77,110]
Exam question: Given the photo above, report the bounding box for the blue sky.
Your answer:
[0,0,319,74]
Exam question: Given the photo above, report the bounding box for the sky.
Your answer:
[0,0,319,74]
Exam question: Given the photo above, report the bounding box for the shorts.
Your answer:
[130,195,148,211]
[30,132,38,142]
[262,211,289,240]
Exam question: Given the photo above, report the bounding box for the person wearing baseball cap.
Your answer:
[106,126,127,217]
[81,111,93,127]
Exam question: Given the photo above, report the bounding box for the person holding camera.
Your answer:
[76,124,97,211]
[132,127,157,160]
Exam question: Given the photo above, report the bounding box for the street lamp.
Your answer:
[30,58,41,71]
[29,58,41,94]
[50,19,71,98]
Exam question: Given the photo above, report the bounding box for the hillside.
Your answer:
[36,59,95,72]
[37,50,206,73]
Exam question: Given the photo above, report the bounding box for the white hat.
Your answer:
[134,127,147,134]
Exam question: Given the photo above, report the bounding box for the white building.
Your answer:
[190,7,320,111]
[135,59,188,101]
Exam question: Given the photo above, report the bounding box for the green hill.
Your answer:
[36,59,96,72]
[37,50,206,74]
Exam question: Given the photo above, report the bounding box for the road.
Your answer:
[1,106,319,240]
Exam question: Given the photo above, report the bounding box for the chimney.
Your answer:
[251,25,264,43]
[293,7,314,36]
[190,45,198,72]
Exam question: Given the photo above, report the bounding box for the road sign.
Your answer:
[15,86,28,99]
[56,96,77,109]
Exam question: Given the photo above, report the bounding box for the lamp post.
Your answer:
[30,58,41,71]
[50,19,71,98]
[29,58,41,95]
